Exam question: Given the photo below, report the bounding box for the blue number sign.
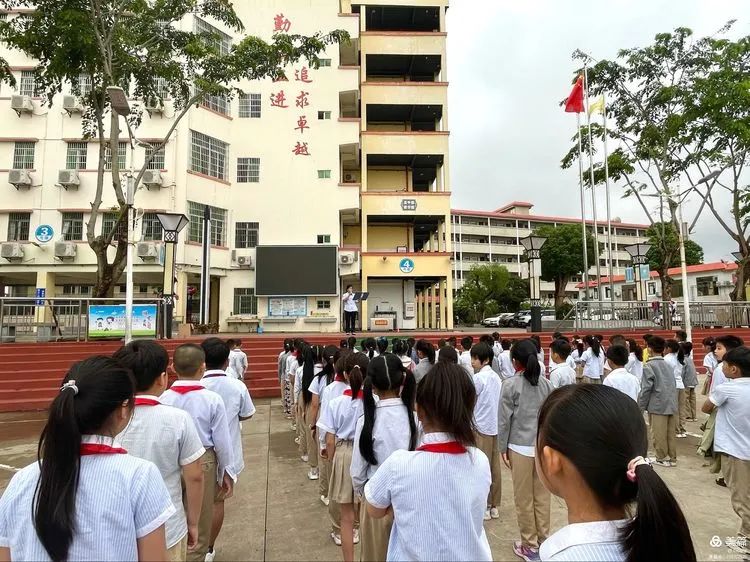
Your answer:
[35,225,54,243]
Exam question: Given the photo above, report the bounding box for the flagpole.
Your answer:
[584,65,602,303]
[602,93,616,306]
[576,112,590,301]
[199,206,211,325]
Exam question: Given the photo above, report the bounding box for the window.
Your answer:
[101,212,127,238]
[697,276,719,297]
[187,201,227,246]
[7,212,30,241]
[194,17,232,55]
[233,288,257,315]
[238,93,261,118]
[190,130,228,180]
[317,300,331,309]
[154,77,170,99]
[237,157,260,183]
[317,169,331,179]
[13,142,34,169]
[201,93,230,116]
[317,234,331,244]
[145,145,165,170]
[319,58,332,67]
[235,222,259,248]
[317,111,331,120]
[78,73,93,97]
[104,142,127,170]
[62,212,84,241]
[141,213,164,241]
[65,142,88,169]
[18,70,36,97]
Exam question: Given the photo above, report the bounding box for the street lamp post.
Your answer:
[520,235,547,333]
[156,213,189,339]
[624,243,651,321]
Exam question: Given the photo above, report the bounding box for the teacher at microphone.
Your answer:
[342,285,358,335]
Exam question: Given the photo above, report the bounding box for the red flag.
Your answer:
[564,75,585,113]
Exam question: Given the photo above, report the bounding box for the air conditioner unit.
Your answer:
[8,169,32,189]
[137,241,159,259]
[54,242,77,259]
[237,255,254,268]
[11,95,33,115]
[62,95,83,114]
[142,169,163,190]
[145,98,163,116]
[339,251,357,265]
[0,242,24,260]
[58,169,80,190]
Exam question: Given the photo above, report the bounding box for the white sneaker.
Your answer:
[301,454,309,463]
[490,507,500,519]
[204,549,216,562]
[353,529,360,545]
[331,532,342,546]
[308,468,319,480]
[291,424,297,431]
[676,433,687,438]
[294,437,300,445]
[483,509,491,521]
[652,459,672,467]
[320,495,330,506]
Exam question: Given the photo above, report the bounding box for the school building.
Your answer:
[0,0,453,333]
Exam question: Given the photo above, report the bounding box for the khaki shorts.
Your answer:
[329,440,355,504]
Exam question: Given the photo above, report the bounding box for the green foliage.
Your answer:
[453,264,528,324]
[534,224,595,307]
[646,222,704,272]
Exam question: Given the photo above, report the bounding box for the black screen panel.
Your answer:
[255,245,338,296]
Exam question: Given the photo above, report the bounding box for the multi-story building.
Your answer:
[451,201,650,302]
[0,0,453,333]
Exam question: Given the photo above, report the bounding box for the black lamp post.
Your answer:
[156,212,189,338]
[520,234,547,332]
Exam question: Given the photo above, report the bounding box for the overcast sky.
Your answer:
[446,0,748,261]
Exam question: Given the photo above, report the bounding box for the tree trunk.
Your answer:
[554,276,568,310]
[731,261,749,301]
[660,269,673,330]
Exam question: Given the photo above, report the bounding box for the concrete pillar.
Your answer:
[446,274,454,330]
[416,291,422,329]
[361,275,368,332]
[361,214,368,252]
[35,271,55,324]
[430,284,437,329]
[421,290,427,329]
[440,278,448,330]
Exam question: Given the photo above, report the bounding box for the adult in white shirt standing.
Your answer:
[342,285,359,335]
[602,345,641,402]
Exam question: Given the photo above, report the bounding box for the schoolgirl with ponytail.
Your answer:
[300,344,323,480]
[413,338,436,383]
[537,384,696,562]
[0,357,175,562]
[351,354,417,562]
[582,335,605,383]
[498,339,553,561]
[363,337,378,359]
[308,345,339,503]
[665,339,687,438]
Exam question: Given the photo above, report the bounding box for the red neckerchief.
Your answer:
[134,397,160,406]
[343,389,362,399]
[416,441,467,454]
[80,443,127,455]
[169,385,204,395]
[334,374,346,383]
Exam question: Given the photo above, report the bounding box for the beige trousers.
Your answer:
[649,413,677,462]
[677,390,687,433]
[187,449,217,562]
[167,536,187,562]
[304,404,318,469]
[510,451,550,549]
[583,376,602,384]
[722,454,750,537]
[684,387,697,420]
[359,497,392,562]
[474,432,502,507]
[296,402,307,456]
[319,446,331,498]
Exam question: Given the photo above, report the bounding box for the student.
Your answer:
[548,336,576,372]
[537,384,696,562]
[284,340,301,420]
[531,335,546,376]
[413,339,436,383]
[702,346,750,543]
[603,344,641,402]
[376,336,389,357]
[680,342,699,422]
[294,343,312,462]
[407,337,418,365]
[571,338,585,382]
[702,337,718,394]
[549,339,576,389]
[200,337,256,561]
[498,339,516,380]
[301,344,323,480]
[348,336,359,353]
[498,339,553,561]
[436,338,447,361]
[161,344,235,562]
[470,343,503,521]
[604,335,627,377]
[675,330,688,343]
[318,353,370,562]
[712,335,745,390]
[226,338,248,381]
[642,334,653,364]
[113,341,206,562]
[492,332,503,357]
[363,337,378,360]
[625,338,644,379]
[459,336,474,377]
[638,336,678,467]
[364,362,492,562]
[0,357,174,562]
[352,354,417,562]
[581,335,605,384]
[664,339,687,438]
[278,340,293,412]
[438,345,459,364]
[309,345,338,500]
[392,339,416,371]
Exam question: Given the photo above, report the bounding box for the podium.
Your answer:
[353,292,369,302]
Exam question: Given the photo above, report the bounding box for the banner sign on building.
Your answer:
[268,297,307,317]
[88,304,158,338]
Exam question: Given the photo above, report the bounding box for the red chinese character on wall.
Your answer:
[270,90,288,108]
[295,115,309,134]
[292,142,311,156]
[295,67,312,83]
[274,13,291,32]
[295,91,310,108]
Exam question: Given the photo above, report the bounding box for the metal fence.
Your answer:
[573,300,750,331]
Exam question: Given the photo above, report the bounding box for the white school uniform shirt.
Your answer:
[540,519,628,561]
[317,392,364,441]
[364,432,492,562]
[201,370,255,478]
[550,354,577,371]
[625,353,643,379]
[712,362,728,389]
[161,380,235,482]
[602,368,641,402]
[116,396,205,548]
[351,397,413,496]
[285,354,299,381]
[703,352,718,374]
[294,365,304,402]
[581,348,605,379]
[342,291,358,312]
[499,350,515,380]
[318,379,349,449]
[472,365,502,435]
[459,350,473,377]
[398,355,416,372]
[0,435,175,562]
[709,377,750,461]
[664,353,685,389]
[226,348,248,380]
[549,363,577,389]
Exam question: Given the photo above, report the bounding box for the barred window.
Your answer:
[317,300,331,309]
[317,111,331,120]
[194,17,231,55]
[66,142,88,169]
[78,73,93,97]
[190,130,228,180]
[317,234,331,244]
[7,212,30,241]
[101,212,127,238]
[237,157,260,183]
[317,169,331,179]
[201,93,230,116]
[155,77,170,99]
[239,93,261,118]
[233,288,258,315]
[187,201,227,246]
[145,145,165,170]
[210,207,226,246]
[104,142,128,170]
[141,213,164,241]
[62,212,84,241]
[19,70,36,97]
[13,142,34,169]
[319,58,332,67]
[235,222,258,248]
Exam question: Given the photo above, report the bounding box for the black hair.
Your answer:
[300,344,317,406]
[501,338,512,351]
[626,339,644,363]
[437,346,458,364]
[609,334,627,346]
[416,362,477,447]
[34,357,136,562]
[552,331,564,340]
[702,336,716,352]
[320,345,338,386]
[716,334,744,351]
[550,339,572,361]
[407,337,416,347]
[283,338,293,352]
[537,385,696,562]
[346,284,353,291]
[674,330,688,342]
[665,339,685,365]
[647,335,666,355]
[392,338,408,357]
[340,338,348,349]
[112,340,169,392]
[530,334,542,352]
[415,339,435,364]
[363,337,377,359]
[460,335,474,351]
[376,336,389,355]
[201,337,230,370]
[643,333,654,344]
[585,335,601,357]
[575,339,584,357]
[680,341,693,358]
[438,338,447,348]
[492,332,501,341]
[447,336,457,346]
[344,352,369,398]
[173,343,206,376]
[479,334,493,347]
[470,342,493,364]
[606,344,629,368]
[359,354,417,465]
[511,339,541,385]
[347,336,357,350]
[226,338,236,348]
[723,346,750,377]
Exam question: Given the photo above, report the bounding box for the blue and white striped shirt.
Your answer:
[539,519,628,561]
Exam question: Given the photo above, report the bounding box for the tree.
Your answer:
[645,222,703,298]
[533,224,595,309]
[0,1,347,296]
[453,264,528,324]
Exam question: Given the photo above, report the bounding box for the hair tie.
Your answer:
[61,380,79,395]
[351,365,360,372]
[626,456,651,482]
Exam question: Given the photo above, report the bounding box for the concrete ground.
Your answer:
[0,398,745,561]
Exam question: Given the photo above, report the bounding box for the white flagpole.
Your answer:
[584,65,602,303]
[602,93,616,305]
[576,111,590,301]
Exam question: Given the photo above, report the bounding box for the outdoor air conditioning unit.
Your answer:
[8,169,32,189]
[237,255,254,269]
[54,242,77,260]
[339,251,357,265]
[58,169,80,190]
[137,242,159,260]
[142,169,163,190]
[11,95,33,115]
[62,95,83,114]
[0,242,24,261]
[145,98,163,116]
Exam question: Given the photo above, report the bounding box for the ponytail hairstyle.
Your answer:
[680,341,693,359]
[392,338,406,357]
[530,334,542,353]
[300,344,316,406]
[510,339,541,386]
[359,354,417,465]
[283,338,293,353]
[702,336,716,353]
[344,352,370,398]
[362,337,377,359]
[34,356,135,562]
[537,384,696,562]
[376,336,389,355]
[415,339,435,364]
[666,339,685,365]
[585,335,601,357]
[320,345,338,385]
[627,339,644,362]
[576,339,584,357]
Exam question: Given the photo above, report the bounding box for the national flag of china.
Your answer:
[564,75,585,113]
